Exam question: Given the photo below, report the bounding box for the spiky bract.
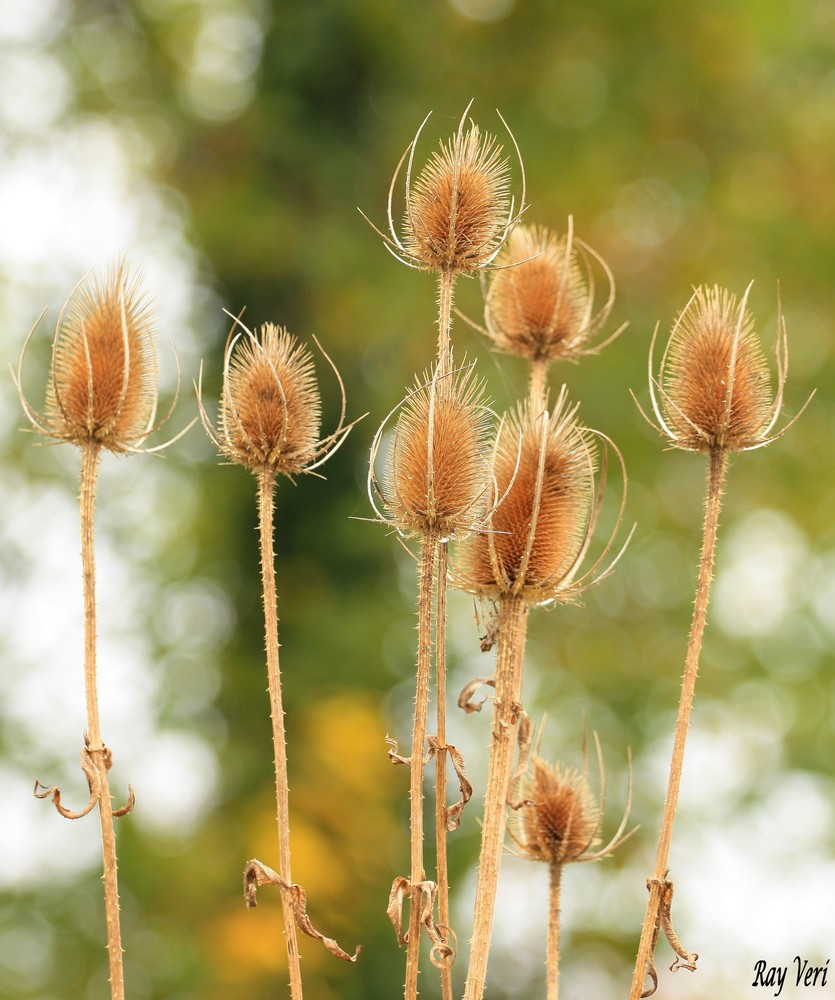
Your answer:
[378,362,492,538]
[653,285,775,452]
[402,122,512,274]
[454,393,595,604]
[513,756,600,866]
[44,262,158,452]
[485,223,617,363]
[218,323,322,475]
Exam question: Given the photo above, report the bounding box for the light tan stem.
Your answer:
[257,467,303,1000]
[437,270,456,375]
[80,441,125,1000]
[628,446,728,1000]
[463,595,528,1000]
[405,532,439,1000]
[529,358,549,413]
[434,541,453,1000]
[547,863,563,1000]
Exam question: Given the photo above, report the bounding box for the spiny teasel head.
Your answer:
[483,218,622,364]
[365,101,524,275]
[16,261,160,453]
[640,282,808,453]
[369,358,493,539]
[509,731,635,868]
[454,389,628,606]
[198,315,352,478]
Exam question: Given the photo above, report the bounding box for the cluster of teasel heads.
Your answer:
[14,102,807,1000]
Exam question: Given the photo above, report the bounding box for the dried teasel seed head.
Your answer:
[512,756,600,867]
[372,359,493,539]
[403,120,512,274]
[484,220,620,364]
[454,390,599,605]
[648,284,783,453]
[217,321,322,475]
[39,261,158,452]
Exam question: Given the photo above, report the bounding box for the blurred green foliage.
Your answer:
[4,0,835,997]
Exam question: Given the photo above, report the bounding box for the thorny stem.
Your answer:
[257,467,303,1000]
[463,595,528,1000]
[434,541,453,1000]
[529,358,549,413]
[405,531,439,1000]
[80,440,125,1000]
[628,446,729,1000]
[437,270,456,376]
[547,863,563,1000]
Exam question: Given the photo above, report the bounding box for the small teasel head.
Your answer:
[454,388,629,606]
[483,218,623,364]
[640,283,809,453]
[16,261,160,453]
[364,101,524,275]
[199,315,353,479]
[369,357,493,539]
[510,729,636,868]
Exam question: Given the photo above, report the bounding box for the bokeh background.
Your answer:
[1,1,834,998]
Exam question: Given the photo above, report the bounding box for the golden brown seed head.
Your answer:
[486,224,598,362]
[455,394,594,604]
[381,362,492,538]
[45,262,157,452]
[219,323,321,475]
[658,285,773,452]
[402,123,512,274]
[512,756,600,866]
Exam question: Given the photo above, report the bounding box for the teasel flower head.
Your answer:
[363,100,525,275]
[638,282,811,453]
[454,388,630,606]
[368,357,493,539]
[482,218,624,364]
[198,314,354,479]
[510,730,635,867]
[14,261,170,454]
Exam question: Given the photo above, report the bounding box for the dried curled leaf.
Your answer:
[641,873,698,997]
[34,744,134,820]
[457,675,496,714]
[385,734,411,767]
[243,859,361,963]
[386,876,455,970]
[427,737,473,831]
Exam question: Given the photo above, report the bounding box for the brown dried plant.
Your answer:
[509,730,635,1000]
[13,260,185,1000]
[368,358,492,999]
[480,219,624,405]
[455,391,629,1000]
[365,102,523,1000]
[198,314,359,999]
[628,283,811,1000]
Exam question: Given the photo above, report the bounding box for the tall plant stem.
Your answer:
[80,440,125,1000]
[627,446,728,1000]
[463,595,528,1000]
[529,358,549,412]
[405,531,439,1000]
[546,863,563,1000]
[437,270,456,375]
[434,541,453,1000]
[257,467,303,1000]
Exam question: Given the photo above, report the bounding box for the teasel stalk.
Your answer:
[509,731,635,1000]
[628,284,811,999]
[454,391,629,1000]
[14,261,185,1000]
[369,359,493,998]
[198,316,358,999]
[366,103,523,998]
